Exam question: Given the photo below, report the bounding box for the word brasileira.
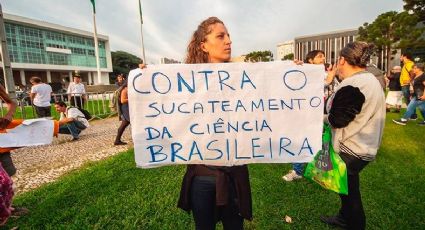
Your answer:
[131,67,321,165]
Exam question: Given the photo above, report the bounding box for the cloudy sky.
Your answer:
[3,0,403,64]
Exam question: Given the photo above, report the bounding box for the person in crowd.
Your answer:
[177,17,252,230]
[115,73,126,87]
[400,53,417,119]
[0,84,29,218]
[282,50,337,182]
[0,84,17,177]
[321,41,385,230]
[393,63,425,126]
[29,76,52,117]
[385,66,403,112]
[54,101,89,141]
[67,71,86,109]
[113,81,130,145]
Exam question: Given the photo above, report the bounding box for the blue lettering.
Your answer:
[198,70,213,90]
[279,137,295,156]
[146,102,161,118]
[310,96,322,107]
[147,145,167,162]
[252,137,264,158]
[280,99,293,109]
[252,99,264,111]
[299,138,313,155]
[260,120,272,132]
[132,72,150,94]
[213,118,225,134]
[171,142,186,162]
[152,72,171,94]
[145,127,161,140]
[188,141,203,160]
[193,102,204,113]
[208,100,220,113]
[282,70,307,91]
[189,123,204,135]
[235,100,247,112]
[205,140,223,160]
[241,70,256,89]
[177,103,190,114]
[242,121,253,131]
[162,103,175,114]
[218,70,235,91]
[221,100,232,112]
[177,72,195,93]
[268,99,279,110]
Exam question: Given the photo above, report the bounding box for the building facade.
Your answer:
[294,29,358,64]
[0,13,112,90]
[294,29,397,72]
[276,40,294,60]
[159,57,181,64]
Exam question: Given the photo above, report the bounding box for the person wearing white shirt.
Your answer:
[67,73,86,109]
[30,76,52,117]
[54,101,89,141]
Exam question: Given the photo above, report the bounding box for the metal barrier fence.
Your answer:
[0,91,117,120]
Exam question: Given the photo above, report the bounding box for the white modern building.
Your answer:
[276,40,294,60]
[159,57,181,64]
[0,13,113,89]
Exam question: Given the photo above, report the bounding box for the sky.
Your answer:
[2,0,403,64]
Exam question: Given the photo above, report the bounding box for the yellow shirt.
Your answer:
[400,60,414,86]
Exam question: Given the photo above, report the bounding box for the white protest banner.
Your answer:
[128,61,324,168]
[0,118,54,147]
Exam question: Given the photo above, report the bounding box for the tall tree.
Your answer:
[404,0,425,22]
[244,50,273,62]
[358,11,425,74]
[110,51,141,82]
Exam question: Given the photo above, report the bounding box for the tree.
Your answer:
[244,50,273,62]
[110,51,141,83]
[282,53,294,61]
[404,0,425,22]
[358,11,425,74]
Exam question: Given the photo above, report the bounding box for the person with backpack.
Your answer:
[54,101,89,141]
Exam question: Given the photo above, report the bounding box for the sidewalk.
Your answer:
[11,117,132,194]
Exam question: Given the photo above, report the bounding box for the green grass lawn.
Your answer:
[3,112,425,229]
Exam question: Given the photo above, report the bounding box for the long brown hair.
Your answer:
[185,17,224,64]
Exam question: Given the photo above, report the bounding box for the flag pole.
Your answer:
[92,14,101,84]
[90,0,101,84]
[138,0,146,63]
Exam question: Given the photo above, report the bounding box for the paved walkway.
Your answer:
[11,117,132,194]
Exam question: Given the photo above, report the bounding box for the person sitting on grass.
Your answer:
[54,101,89,141]
[393,63,425,126]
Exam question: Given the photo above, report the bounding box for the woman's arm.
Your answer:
[327,86,365,128]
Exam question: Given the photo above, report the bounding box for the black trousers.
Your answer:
[190,176,243,230]
[338,152,369,230]
[70,96,84,109]
[34,105,51,118]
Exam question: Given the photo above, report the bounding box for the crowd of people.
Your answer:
[1,15,424,229]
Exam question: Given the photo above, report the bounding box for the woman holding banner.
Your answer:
[321,41,385,230]
[177,17,252,230]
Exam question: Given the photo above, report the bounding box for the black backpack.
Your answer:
[69,106,92,120]
[78,108,92,120]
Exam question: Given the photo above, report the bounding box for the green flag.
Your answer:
[90,0,96,13]
[138,0,143,24]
